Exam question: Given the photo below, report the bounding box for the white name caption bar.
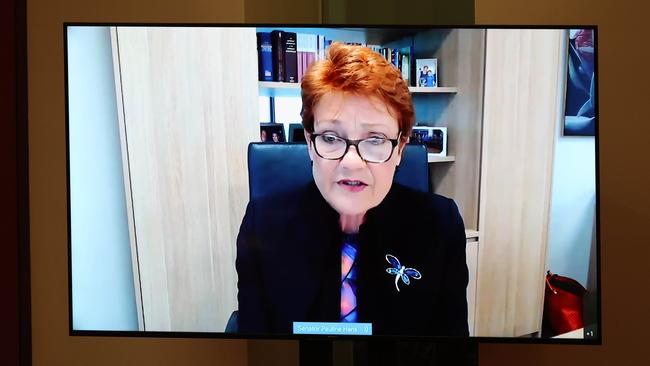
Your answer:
[293,322,372,336]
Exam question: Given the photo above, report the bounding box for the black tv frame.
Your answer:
[63,22,601,348]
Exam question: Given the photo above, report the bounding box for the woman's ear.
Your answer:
[395,135,408,166]
[304,130,315,161]
[304,130,312,149]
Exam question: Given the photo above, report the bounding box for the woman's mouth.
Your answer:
[337,179,368,192]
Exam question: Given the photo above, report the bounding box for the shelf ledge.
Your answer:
[259,81,300,89]
[428,154,455,163]
[465,230,480,240]
[409,86,458,94]
[259,82,459,95]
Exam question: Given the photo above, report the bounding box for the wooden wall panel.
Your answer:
[475,29,563,337]
[323,0,474,25]
[244,0,321,23]
[113,27,259,331]
[466,239,479,336]
[429,28,485,230]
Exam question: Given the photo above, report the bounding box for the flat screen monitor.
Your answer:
[66,24,599,344]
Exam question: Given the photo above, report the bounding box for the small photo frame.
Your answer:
[409,126,447,156]
[288,123,306,143]
[415,58,438,87]
[260,123,286,143]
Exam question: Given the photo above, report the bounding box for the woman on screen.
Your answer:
[236,43,468,336]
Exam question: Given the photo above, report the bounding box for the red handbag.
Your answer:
[543,270,587,336]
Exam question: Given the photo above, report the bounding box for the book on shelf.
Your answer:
[271,31,298,83]
[259,31,417,87]
[369,46,413,86]
[256,32,273,82]
[324,39,333,53]
[305,36,316,78]
[391,48,399,67]
[317,35,326,61]
[367,45,381,53]
[296,33,306,83]
[297,33,318,82]
[400,46,413,86]
[284,32,298,83]
[270,31,285,82]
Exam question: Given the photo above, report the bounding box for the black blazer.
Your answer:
[235,182,469,337]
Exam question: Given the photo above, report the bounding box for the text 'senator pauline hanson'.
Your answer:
[235,43,469,337]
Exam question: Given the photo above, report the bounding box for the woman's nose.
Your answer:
[339,145,366,167]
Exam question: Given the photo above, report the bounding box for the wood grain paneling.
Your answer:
[244,0,321,23]
[110,27,145,331]
[113,26,259,332]
[466,239,479,336]
[475,29,563,337]
[428,29,485,230]
[323,0,474,25]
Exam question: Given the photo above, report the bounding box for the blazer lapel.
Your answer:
[266,183,341,327]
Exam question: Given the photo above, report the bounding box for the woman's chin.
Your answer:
[328,199,368,216]
[328,198,372,218]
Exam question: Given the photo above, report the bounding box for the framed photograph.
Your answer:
[563,29,595,136]
[416,58,438,87]
[260,123,286,143]
[288,123,306,143]
[409,126,447,156]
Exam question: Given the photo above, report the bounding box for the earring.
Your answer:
[395,165,400,172]
[310,161,313,167]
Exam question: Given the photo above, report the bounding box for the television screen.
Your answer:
[66,24,599,343]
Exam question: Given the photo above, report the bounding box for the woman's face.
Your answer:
[305,92,405,217]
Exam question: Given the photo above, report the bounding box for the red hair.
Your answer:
[300,42,415,139]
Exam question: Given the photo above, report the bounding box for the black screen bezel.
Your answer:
[64,22,601,346]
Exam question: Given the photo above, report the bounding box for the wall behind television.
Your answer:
[27,2,249,365]
[475,0,650,365]
[24,1,649,366]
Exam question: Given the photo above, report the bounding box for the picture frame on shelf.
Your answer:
[260,123,286,143]
[288,123,306,143]
[416,58,438,87]
[409,126,447,156]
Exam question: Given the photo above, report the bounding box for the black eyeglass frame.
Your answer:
[309,133,402,164]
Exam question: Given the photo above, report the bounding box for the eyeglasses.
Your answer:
[309,133,401,163]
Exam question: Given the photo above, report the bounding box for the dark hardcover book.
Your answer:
[324,39,332,53]
[256,32,273,81]
[283,32,298,83]
[271,30,285,82]
[408,46,414,86]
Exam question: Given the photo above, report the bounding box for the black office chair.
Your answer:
[247,142,429,201]
[225,142,429,332]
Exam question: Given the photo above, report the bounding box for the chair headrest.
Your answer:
[248,143,429,201]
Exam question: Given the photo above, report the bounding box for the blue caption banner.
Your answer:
[293,322,373,336]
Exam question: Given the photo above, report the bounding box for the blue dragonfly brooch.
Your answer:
[385,254,422,292]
